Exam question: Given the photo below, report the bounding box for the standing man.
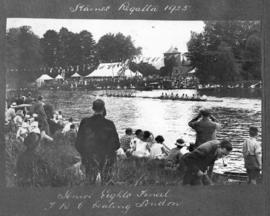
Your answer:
[242,126,262,184]
[181,139,233,186]
[75,99,120,184]
[188,109,221,148]
[30,96,51,140]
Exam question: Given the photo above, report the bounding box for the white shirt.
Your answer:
[131,138,150,158]
[62,122,72,134]
[150,143,166,159]
[242,137,262,168]
[242,137,261,157]
[180,146,190,155]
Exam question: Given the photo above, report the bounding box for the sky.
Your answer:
[7,18,205,57]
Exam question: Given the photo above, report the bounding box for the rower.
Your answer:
[161,92,165,99]
[181,93,185,99]
[164,93,168,99]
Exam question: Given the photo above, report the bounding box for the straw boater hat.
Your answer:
[10,102,17,108]
[175,138,186,147]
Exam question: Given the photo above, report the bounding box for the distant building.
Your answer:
[163,47,192,79]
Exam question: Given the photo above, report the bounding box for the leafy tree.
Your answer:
[78,30,96,64]
[242,32,261,80]
[77,30,98,76]
[96,33,141,62]
[6,26,42,87]
[40,30,59,67]
[187,21,261,83]
[129,62,159,77]
[57,27,74,67]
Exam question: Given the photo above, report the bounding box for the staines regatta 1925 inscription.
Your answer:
[44,188,182,214]
[69,2,191,15]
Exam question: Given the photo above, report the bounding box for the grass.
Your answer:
[5,126,248,187]
[5,125,184,187]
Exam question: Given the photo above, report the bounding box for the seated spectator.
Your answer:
[62,117,74,134]
[120,128,133,152]
[131,130,151,158]
[16,132,50,187]
[150,135,168,159]
[66,124,77,145]
[58,111,63,121]
[166,138,189,168]
[16,121,30,142]
[116,147,127,160]
[14,110,24,127]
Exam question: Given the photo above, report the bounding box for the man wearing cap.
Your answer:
[75,99,120,184]
[188,109,221,148]
[181,139,233,186]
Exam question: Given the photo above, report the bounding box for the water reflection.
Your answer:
[43,89,261,174]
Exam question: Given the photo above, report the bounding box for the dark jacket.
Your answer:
[189,119,219,147]
[181,140,220,172]
[30,101,50,135]
[75,114,120,163]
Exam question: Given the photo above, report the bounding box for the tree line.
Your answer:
[6,26,142,87]
[6,21,261,88]
[186,21,261,84]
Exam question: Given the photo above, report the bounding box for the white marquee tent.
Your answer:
[71,72,81,78]
[86,62,138,78]
[55,74,64,79]
[36,74,53,87]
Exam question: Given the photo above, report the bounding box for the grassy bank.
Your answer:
[6,127,249,187]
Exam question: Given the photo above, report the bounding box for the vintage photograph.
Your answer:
[5,18,262,187]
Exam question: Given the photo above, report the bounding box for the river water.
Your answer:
[42,89,262,174]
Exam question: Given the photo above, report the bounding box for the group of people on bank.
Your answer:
[7,94,261,186]
[6,93,77,144]
[74,99,262,186]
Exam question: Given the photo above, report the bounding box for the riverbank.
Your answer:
[6,127,252,187]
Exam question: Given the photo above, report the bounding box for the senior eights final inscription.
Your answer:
[44,189,182,214]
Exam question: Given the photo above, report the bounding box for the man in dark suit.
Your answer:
[181,139,233,186]
[75,99,120,184]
